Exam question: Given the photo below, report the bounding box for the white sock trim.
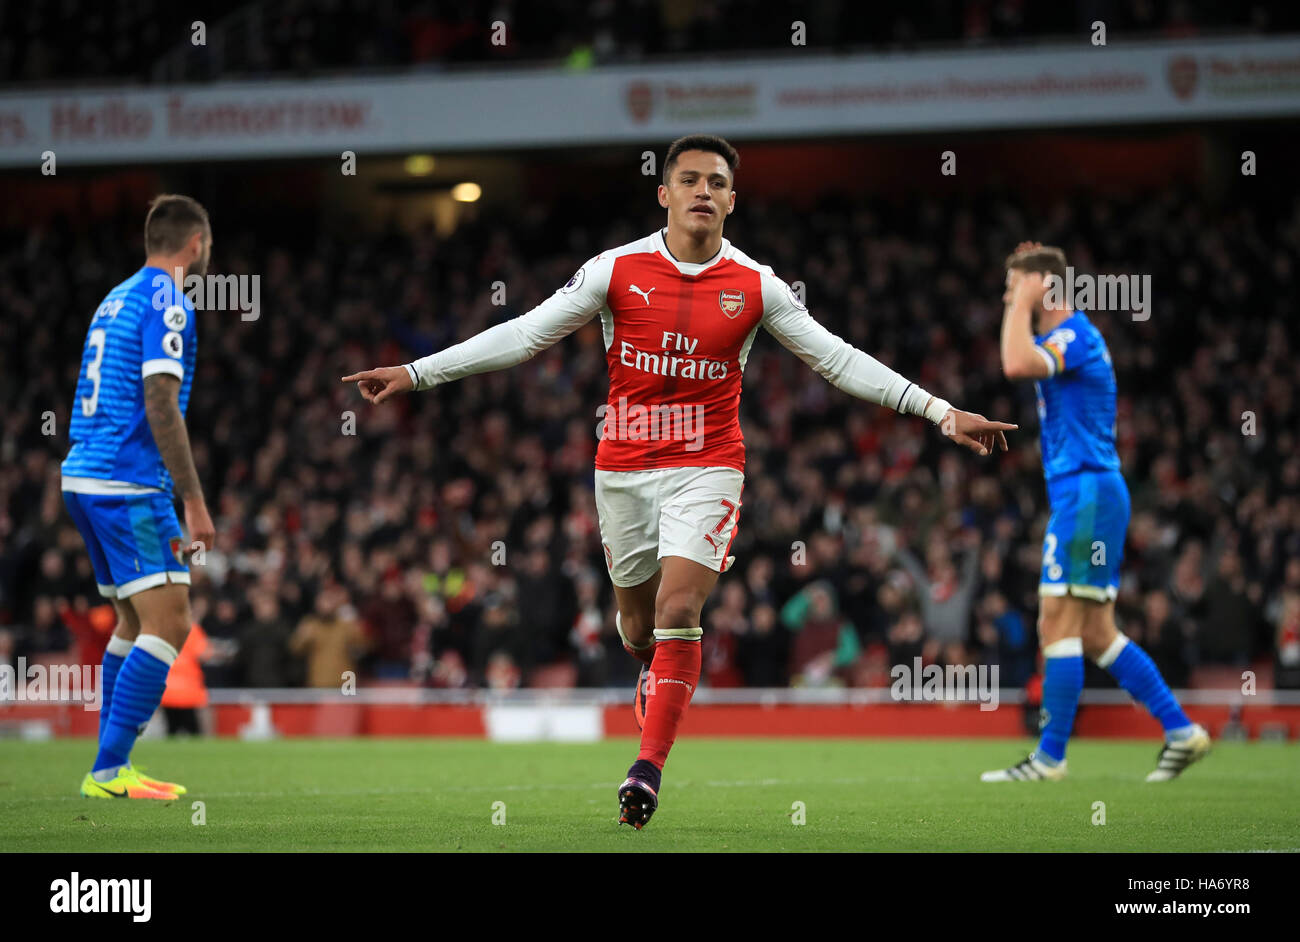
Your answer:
[1095,632,1129,669]
[1042,637,1083,658]
[653,627,703,642]
[133,633,180,666]
[615,612,652,651]
[105,636,134,658]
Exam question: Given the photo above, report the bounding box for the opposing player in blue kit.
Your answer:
[62,195,216,799]
[983,243,1209,783]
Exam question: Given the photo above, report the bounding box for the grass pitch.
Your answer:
[1,737,1296,852]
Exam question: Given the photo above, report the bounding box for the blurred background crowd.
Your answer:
[3,179,1297,693]
[3,0,1296,85]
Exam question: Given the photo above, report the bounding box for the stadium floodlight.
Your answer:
[451,182,482,202]
[404,155,436,176]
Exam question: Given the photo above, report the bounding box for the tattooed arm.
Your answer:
[143,373,215,554]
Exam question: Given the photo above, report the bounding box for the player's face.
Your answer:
[190,228,212,278]
[658,150,734,240]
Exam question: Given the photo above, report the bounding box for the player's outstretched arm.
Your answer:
[760,274,1015,456]
[143,373,215,553]
[936,404,1015,456]
[341,365,413,404]
[343,257,609,403]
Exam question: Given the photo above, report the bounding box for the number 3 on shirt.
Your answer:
[81,328,107,417]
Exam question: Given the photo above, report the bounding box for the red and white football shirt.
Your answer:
[406,229,935,473]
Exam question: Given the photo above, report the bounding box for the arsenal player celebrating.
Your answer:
[343,135,1016,830]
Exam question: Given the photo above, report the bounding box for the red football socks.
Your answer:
[623,640,656,665]
[636,639,701,768]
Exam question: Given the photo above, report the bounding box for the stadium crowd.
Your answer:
[2,0,1293,84]
[1,182,1298,692]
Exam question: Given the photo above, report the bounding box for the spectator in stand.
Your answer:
[485,650,522,690]
[1199,550,1254,665]
[893,532,981,657]
[781,582,861,687]
[1274,591,1300,689]
[1135,590,1193,690]
[238,590,298,688]
[469,592,526,685]
[10,596,70,664]
[975,590,1034,688]
[703,582,749,688]
[886,610,926,671]
[361,568,419,679]
[736,603,789,687]
[1,185,1295,691]
[289,584,367,688]
[569,575,609,687]
[4,0,1282,86]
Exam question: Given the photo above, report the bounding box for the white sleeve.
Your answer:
[759,271,950,424]
[405,255,611,390]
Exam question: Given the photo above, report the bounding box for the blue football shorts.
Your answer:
[63,489,190,599]
[1039,469,1130,603]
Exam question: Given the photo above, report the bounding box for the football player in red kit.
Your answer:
[344,135,1015,829]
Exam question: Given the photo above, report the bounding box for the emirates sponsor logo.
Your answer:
[617,340,729,381]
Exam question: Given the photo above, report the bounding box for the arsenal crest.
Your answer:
[718,290,745,318]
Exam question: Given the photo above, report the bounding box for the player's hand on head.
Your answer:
[341,365,414,404]
[940,409,1017,456]
[1012,270,1047,308]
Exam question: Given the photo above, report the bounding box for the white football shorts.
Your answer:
[594,466,744,588]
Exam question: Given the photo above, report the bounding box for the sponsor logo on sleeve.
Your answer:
[785,281,806,311]
[560,266,586,294]
[163,305,188,331]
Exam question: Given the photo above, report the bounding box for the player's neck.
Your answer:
[145,256,189,285]
[663,224,723,264]
[1038,306,1072,333]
